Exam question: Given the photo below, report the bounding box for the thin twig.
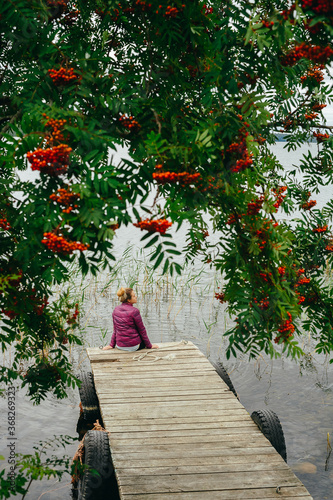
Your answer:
[152,109,162,134]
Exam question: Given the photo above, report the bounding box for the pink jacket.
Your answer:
[109,302,152,349]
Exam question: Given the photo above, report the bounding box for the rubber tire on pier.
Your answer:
[211,361,239,399]
[251,409,287,462]
[77,430,119,500]
[79,372,101,425]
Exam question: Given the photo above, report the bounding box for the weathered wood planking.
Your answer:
[86,342,313,499]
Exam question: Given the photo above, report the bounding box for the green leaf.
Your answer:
[144,234,159,248]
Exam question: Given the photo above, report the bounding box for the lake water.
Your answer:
[1,142,333,499]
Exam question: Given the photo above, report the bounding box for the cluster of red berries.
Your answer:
[247,196,264,216]
[301,199,317,210]
[43,114,67,144]
[214,291,225,303]
[312,225,328,233]
[135,0,152,11]
[226,128,253,173]
[275,312,295,343]
[313,131,330,143]
[259,270,271,282]
[2,305,19,319]
[42,232,89,254]
[294,272,310,306]
[49,188,80,213]
[2,289,48,319]
[253,219,279,251]
[133,219,172,235]
[201,175,219,193]
[226,213,241,225]
[253,297,270,310]
[278,266,286,276]
[34,295,49,316]
[0,218,11,230]
[272,186,287,210]
[301,0,333,15]
[153,171,201,186]
[233,157,254,173]
[27,144,72,176]
[312,103,326,111]
[164,5,185,18]
[297,276,311,285]
[326,242,333,252]
[259,271,273,283]
[301,65,324,84]
[48,67,81,86]
[47,0,68,8]
[281,44,333,66]
[261,20,274,28]
[119,115,141,130]
[67,303,79,325]
[305,112,318,120]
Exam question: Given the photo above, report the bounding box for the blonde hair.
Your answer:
[117,287,133,303]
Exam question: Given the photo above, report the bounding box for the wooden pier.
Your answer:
[86,341,313,499]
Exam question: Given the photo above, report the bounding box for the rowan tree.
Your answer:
[1,0,333,401]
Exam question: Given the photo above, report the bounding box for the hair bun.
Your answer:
[117,287,126,297]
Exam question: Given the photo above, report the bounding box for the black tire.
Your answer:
[251,409,287,462]
[212,361,239,399]
[77,430,119,500]
[78,372,102,425]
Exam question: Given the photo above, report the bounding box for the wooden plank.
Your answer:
[93,365,216,375]
[112,446,280,461]
[97,386,229,394]
[116,461,290,476]
[96,386,230,395]
[117,470,305,493]
[109,432,269,447]
[109,427,260,441]
[93,355,215,371]
[87,341,197,353]
[92,358,211,368]
[113,453,284,468]
[94,377,230,389]
[101,407,249,420]
[94,371,219,381]
[98,393,234,403]
[103,415,253,430]
[122,488,312,499]
[93,372,220,381]
[89,352,206,363]
[101,400,243,411]
[88,345,200,360]
[110,438,272,453]
[96,382,231,393]
[103,420,257,432]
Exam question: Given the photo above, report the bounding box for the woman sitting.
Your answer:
[102,287,159,351]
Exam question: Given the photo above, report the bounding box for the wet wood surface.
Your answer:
[87,341,313,499]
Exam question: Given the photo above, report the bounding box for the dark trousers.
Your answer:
[138,341,146,350]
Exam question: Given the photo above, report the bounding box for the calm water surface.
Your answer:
[1,143,333,499]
